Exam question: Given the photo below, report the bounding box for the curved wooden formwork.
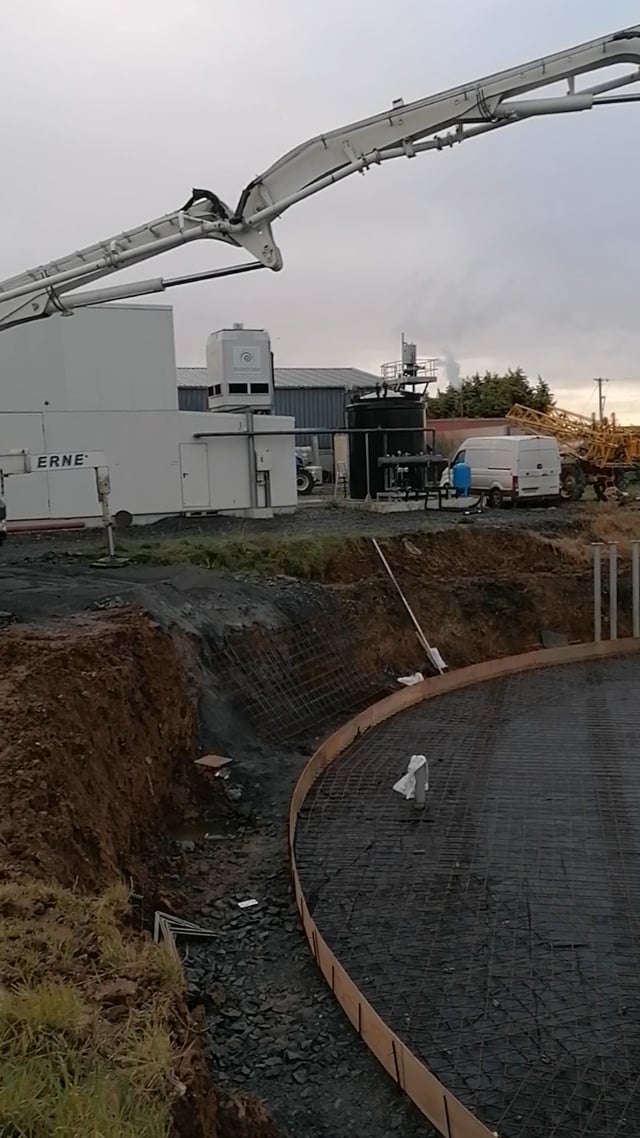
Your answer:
[288,638,640,1137]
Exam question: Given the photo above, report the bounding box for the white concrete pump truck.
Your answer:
[0,24,640,539]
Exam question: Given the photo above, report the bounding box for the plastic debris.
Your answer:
[397,672,424,687]
[237,899,259,910]
[393,754,429,800]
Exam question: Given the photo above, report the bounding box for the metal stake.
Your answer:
[609,542,618,641]
[632,541,640,639]
[592,543,603,643]
[96,467,115,560]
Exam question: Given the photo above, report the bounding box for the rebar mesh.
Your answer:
[295,657,640,1137]
[221,608,384,741]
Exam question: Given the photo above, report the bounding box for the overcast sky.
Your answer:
[2,1,640,418]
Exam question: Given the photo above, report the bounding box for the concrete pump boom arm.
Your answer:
[1,23,640,332]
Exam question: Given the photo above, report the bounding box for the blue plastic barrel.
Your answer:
[452,460,471,497]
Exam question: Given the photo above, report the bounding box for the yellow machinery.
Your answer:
[506,404,640,500]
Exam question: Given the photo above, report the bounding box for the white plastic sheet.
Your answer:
[397,672,424,687]
[393,754,429,799]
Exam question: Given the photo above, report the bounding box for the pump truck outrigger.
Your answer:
[0,24,639,532]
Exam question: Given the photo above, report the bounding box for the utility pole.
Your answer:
[594,377,609,423]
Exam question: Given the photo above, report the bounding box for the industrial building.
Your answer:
[0,306,298,528]
[178,366,378,445]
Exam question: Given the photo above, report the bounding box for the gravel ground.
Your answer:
[141,498,579,539]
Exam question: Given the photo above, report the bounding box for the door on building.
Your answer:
[179,443,210,509]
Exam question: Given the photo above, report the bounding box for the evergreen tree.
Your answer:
[426,368,555,419]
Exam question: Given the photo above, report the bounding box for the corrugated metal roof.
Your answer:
[177,368,208,387]
[176,365,378,391]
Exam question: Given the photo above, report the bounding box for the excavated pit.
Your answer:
[0,522,637,1137]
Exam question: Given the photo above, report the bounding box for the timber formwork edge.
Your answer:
[288,638,640,1138]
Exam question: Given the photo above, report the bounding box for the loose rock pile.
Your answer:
[181,840,431,1138]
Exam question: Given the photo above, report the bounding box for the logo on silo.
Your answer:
[233,346,261,372]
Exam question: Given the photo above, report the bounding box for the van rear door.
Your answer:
[517,438,560,498]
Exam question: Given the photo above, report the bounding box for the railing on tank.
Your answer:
[380,358,439,384]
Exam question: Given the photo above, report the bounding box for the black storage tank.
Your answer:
[346,389,425,499]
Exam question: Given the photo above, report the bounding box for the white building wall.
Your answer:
[0,304,178,413]
[1,410,297,523]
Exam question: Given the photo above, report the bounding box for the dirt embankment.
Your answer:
[0,610,198,892]
[318,527,605,678]
[210,527,610,754]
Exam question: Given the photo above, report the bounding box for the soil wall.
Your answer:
[0,608,198,893]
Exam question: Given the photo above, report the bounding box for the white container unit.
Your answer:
[0,409,297,525]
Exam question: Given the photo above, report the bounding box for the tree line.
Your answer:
[426,367,554,419]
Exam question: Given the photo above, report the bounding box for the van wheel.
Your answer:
[487,488,503,509]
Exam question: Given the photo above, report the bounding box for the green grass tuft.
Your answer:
[89,532,355,579]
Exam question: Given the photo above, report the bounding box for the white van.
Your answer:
[443,434,561,507]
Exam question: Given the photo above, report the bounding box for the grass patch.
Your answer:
[0,881,184,1137]
[92,533,354,579]
[589,507,640,555]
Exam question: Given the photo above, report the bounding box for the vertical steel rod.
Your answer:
[364,431,371,500]
[592,543,603,643]
[633,541,640,639]
[609,542,618,641]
